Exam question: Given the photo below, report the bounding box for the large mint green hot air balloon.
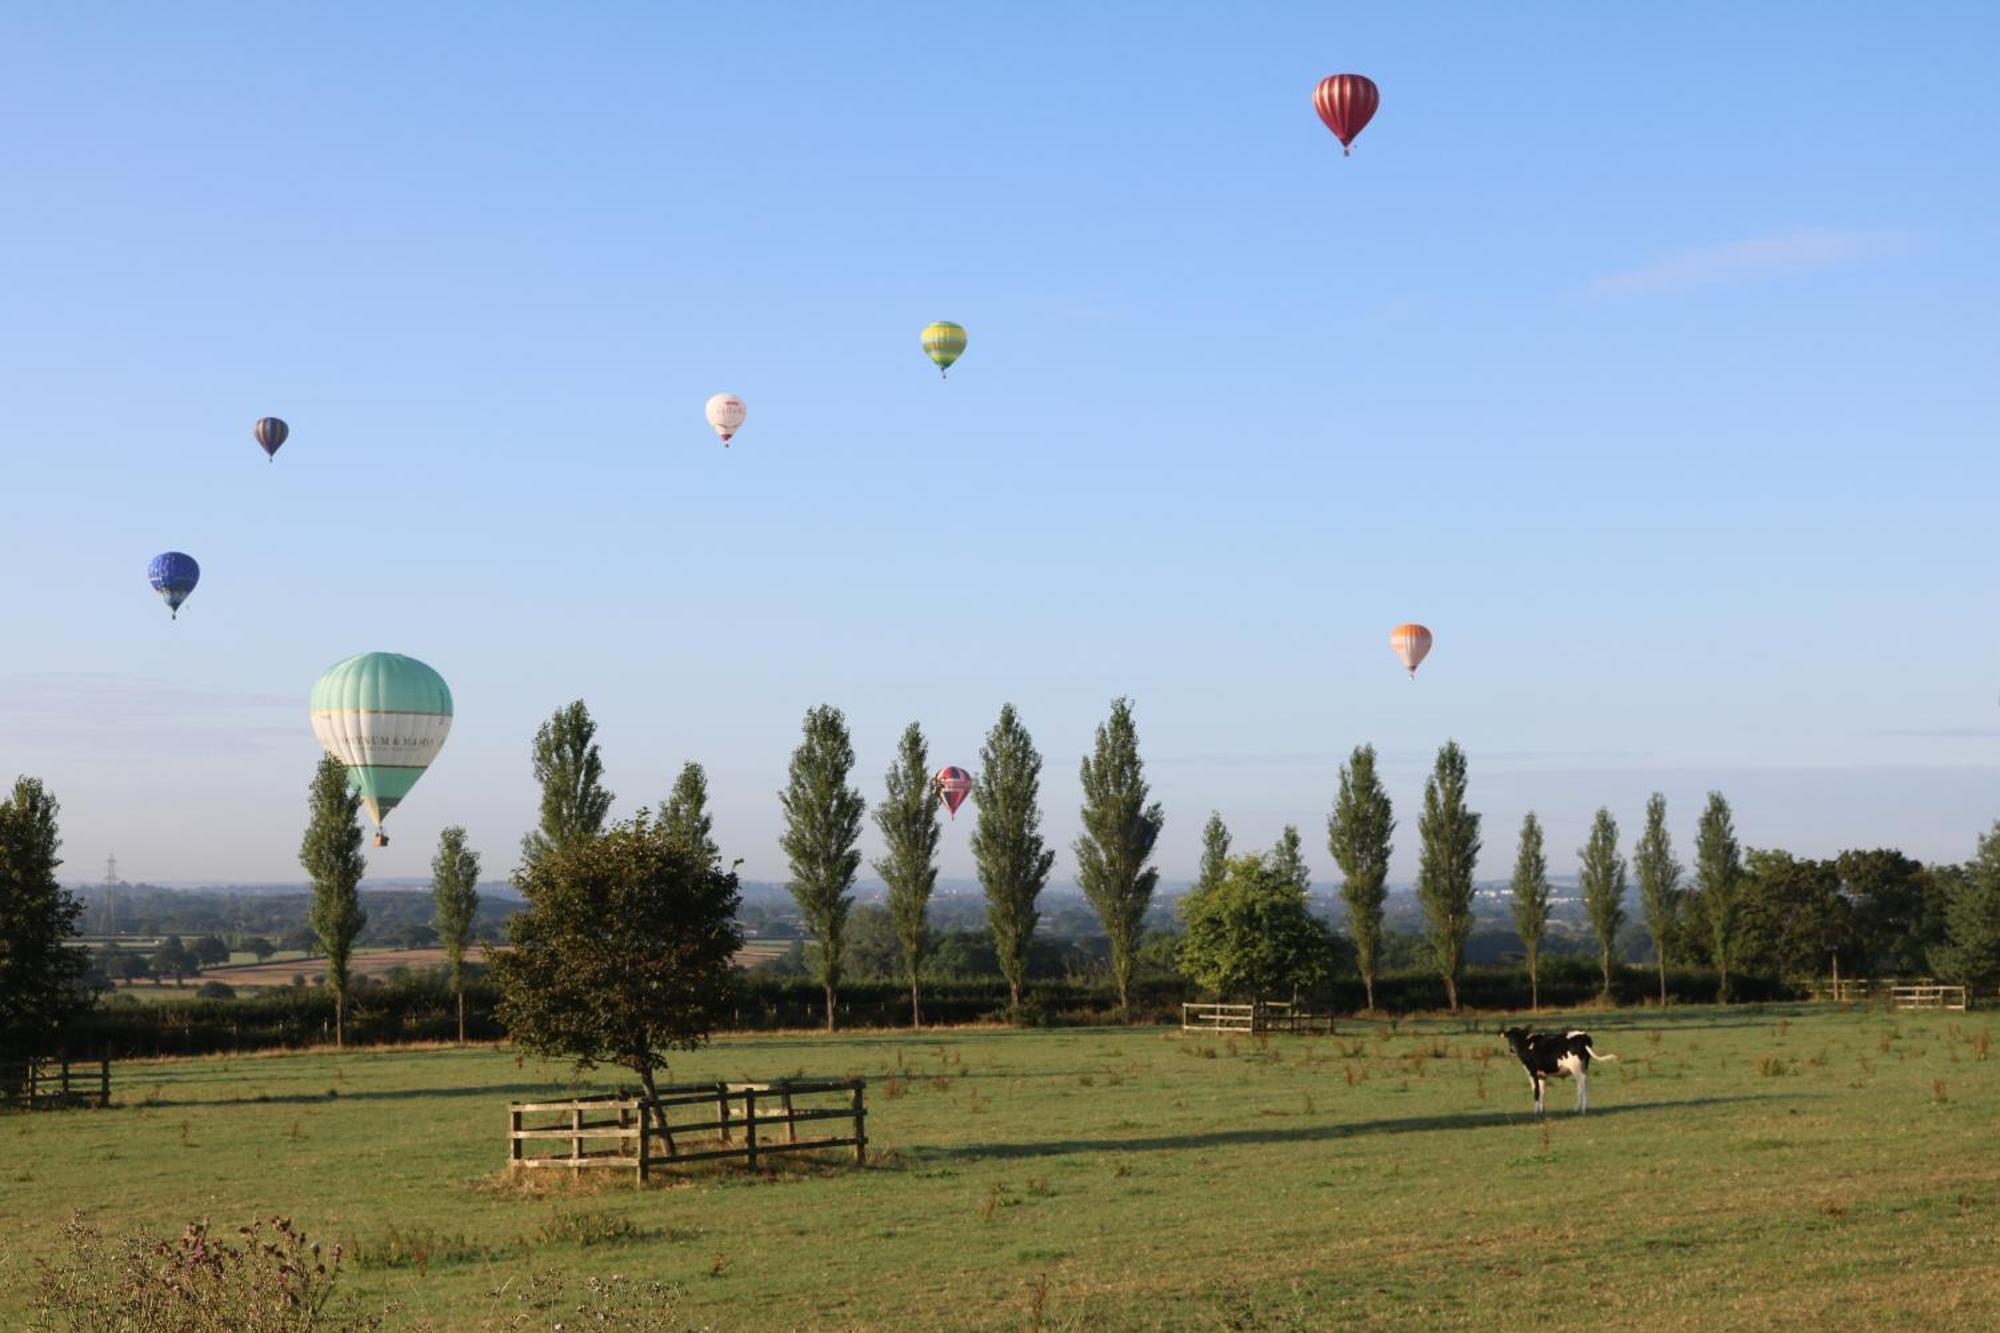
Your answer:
[309,652,452,847]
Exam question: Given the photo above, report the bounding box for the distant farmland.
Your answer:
[187,939,792,989]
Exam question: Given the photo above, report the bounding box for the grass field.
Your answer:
[4,1004,1997,1329]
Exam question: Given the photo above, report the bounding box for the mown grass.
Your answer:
[2,1004,1997,1329]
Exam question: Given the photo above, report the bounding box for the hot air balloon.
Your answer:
[310,652,453,847]
[921,321,967,378]
[255,417,289,461]
[704,393,746,446]
[1389,623,1433,678]
[147,552,200,620]
[1313,74,1379,156]
[935,765,973,819]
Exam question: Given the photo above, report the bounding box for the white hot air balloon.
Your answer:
[705,393,746,446]
[1389,623,1433,678]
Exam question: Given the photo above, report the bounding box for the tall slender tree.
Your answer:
[1074,698,1164,1019]
[1579,807,1628,998]
[1195,813,1232,896]
[970,704,1056,1017]
[1929,823,2000,986]
[1416,740,1481,1012]
[1271,825,1309,893]
[1693,791,1744,1003]
[0,776,90,1060]
[1633,792,1681,1005]
[520,700,615,874]
[779,705,865,1031]
[658,762,720,867]
[300,753,367,1048]
[872,723,941,1028]
[1328,744,1394,1012]
[1510,812,1551,1012]
[430,826,481,1043]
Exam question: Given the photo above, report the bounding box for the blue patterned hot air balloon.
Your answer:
[147,552,200,620]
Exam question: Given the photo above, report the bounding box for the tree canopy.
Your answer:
[0,777,89,1060]
[1177,853,1333,1002]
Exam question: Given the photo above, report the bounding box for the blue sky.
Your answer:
[2,3,1996,886]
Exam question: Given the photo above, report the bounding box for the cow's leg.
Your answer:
[1533,1074,1545,1116]
[1577,1071,1588,1113]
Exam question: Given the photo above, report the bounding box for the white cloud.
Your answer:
[1590,227,1884,296]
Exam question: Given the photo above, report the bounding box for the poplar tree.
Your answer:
[872,723,941,1027]
[1416,740,1481,1012]
[1510,812,1551,1011]
[1579,807,1627,998]
[520,700,614,873]
[658,762,720,868]
[1195,813,1232,895]
[430,826,481,1043]
[1930,823,2000,986]
[0,776,89,1060]
[1074,698,1164,1018]
[1271,825,1309,893]
[1633,793,1681,1005]
[970,704,1055,1017]
[779,705,865,1031]
[1328,745,1394,1011]
[1694,791,1744,1003]
[300,753,367,1048]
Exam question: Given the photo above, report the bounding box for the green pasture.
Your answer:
[4,1005,1997,1329]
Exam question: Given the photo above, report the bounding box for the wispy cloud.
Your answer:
[0,673,297,743]
[1590,227,1885,297]
[1873,726,2000,741]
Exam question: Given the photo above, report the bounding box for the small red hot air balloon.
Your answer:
[935,766,973,819]
[1313,74,1379,156]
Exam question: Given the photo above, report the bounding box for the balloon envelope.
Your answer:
[1313,74,1379,155]
[309,653,453,832]
[1389,623,1433,677]
[921,322,967,377]
[255,417,289,459]
[147,551,200,618]
[935,765,973,818]
[705,393,746,445]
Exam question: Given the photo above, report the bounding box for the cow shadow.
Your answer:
[907,1093,1812,1163]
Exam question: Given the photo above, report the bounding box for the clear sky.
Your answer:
[3,3,1996,887]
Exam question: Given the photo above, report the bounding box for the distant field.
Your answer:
[4,1005,1996,1329]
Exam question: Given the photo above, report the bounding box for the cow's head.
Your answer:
[1501,1026,1531,1056]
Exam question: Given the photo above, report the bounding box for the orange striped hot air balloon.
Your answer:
[1389,623,1432,678]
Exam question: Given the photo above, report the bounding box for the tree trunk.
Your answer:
[1602,947,1613,999]
[1529,950,1539,1013]
[334,993,345,1050]
[1444,975,1459,1013]
[1718,961,1730,1005]
[909,973,922,1030]
[824,980,837,1032]
[1115,967,1131,1023]
[1008,977,1022,1020]
[1657,954,1667,1006]
[638,1062,659,1107]
[457,988,466,1045]
[1363,970,1376,1013]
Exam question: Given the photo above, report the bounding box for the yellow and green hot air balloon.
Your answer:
[309,652,453,847]
[921,320,967,378]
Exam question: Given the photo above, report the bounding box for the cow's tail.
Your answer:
[1588,1047,1619,1063]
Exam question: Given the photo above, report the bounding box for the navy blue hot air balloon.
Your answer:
[255,417,289,460]
[147,552,200,620]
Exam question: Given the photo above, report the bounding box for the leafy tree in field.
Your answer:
[155,935,197,984]
[1416,741,1482,1012]
[493,813,741,1103]
[194,935,230,967]
[519,700,614,874]
[1509,812,1551,1011]
[1579,807,1627,997]
[779,705,866,1032]
[300,753,367,1046]
[872,723,941,1027]
[1691,791,1744,1002]
[1836,848,1932,974]
[1195,813,1231,895]
[1739,850,1854,978]
[1328,745,1394,1012]
[970,704,1056,1017]
[0,776,90,1059]
[431,825,482,1043]
[1177,854,1334,1001]
[1930,824,2000,985]
[243,936,277,962]
[658,762,720,868]
[1633,793,1682,1005]
[841,904,904,980]
[1074,698,1164,1019]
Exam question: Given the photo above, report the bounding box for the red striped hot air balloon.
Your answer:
[935,766,973,819]
[1390,623,1432,678]
[1313,74,1379,156]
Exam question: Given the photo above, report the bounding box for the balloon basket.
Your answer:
[373,832,389,848]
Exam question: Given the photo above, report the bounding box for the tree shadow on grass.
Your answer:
[907,1093,1816,1162]
[132,1081,592,1109]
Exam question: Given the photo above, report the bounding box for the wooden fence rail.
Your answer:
[0,1057,111,1110]
[1806,979,1976,1011]
[1181,1001,1336,1036]
[1890,984,1968,1012]
[509,1077,866,1181]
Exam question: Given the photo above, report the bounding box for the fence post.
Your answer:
[99,1056,110,1108]
[570,1105,583,1165]
[782,1084,798,1143]
[851,1079,867,1164]
[510,1107,523,1167]
[637,1099,651,1183]
[717,1082,732,1142]
[744,1088,759,1171]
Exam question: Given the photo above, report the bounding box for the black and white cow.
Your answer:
[1501,1027,1618,1115]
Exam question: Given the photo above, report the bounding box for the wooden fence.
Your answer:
[509,1077,866,1181]
[1,1056,111,1110]
[1806,979,1975,1011]
[1890,984,1968,1012]
[1181,1001,1336,1036]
